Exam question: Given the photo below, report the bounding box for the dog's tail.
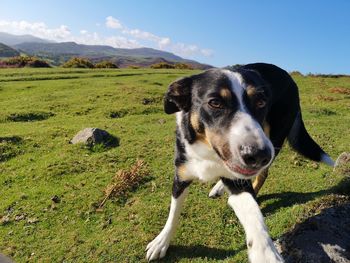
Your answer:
[287,111,335,167]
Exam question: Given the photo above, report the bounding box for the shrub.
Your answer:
[174,63,194,70]
[127,65,140,69]
[62,57,94,68]
[94,61,118,68]
[26,58,51,68]
[150,62,175,69]
[1,56,50,68]
[289,71,304,77]
[4,56,31,67]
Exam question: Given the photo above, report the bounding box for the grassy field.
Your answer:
[0,68,349,263]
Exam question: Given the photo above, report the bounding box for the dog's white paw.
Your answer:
[146,232,171,261]
[248,239,284,263]
[209,180,225,198]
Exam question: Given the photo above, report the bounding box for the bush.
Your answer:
[289,71,304,77]
[94,61,118,68]
[150,62,175,69]
[26,58,51,68]
[62,57,94,68]
[127,65,140,69]
[174,63,194,70]
[1,56,50,68]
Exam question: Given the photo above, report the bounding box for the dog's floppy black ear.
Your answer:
[164,77,193,114]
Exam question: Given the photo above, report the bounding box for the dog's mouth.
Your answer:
[224,161,259,177]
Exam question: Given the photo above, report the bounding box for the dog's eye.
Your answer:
[208,98,224,109]
[256,99,266,108]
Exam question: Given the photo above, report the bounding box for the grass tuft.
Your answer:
[328,87,350,95]
[98,159,149,208]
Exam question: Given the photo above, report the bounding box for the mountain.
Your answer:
[13,41,211,69]
[0,32,51,46]
[0,32,211,69]
[0,42,20,57]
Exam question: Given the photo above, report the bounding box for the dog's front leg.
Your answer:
[146,176,191,261]
[222,179,283,263]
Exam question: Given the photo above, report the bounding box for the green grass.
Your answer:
[0,68,349,263]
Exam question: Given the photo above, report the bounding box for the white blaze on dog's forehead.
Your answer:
[222,69,245,108]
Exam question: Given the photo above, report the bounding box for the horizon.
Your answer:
[1,1,350,74]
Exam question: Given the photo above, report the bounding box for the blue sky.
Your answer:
[1,0,350,73]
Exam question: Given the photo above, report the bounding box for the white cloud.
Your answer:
[0,18,213,58]
[0,20,71,40]
[106,16,123,29]
[0,19,141,49]
[105,16,213,58]
[75,31,141,48]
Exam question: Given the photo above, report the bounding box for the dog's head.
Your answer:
[164,68,274,179]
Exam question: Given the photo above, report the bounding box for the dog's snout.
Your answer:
[239,145,272,169]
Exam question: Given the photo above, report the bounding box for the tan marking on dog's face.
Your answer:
[190,112,201,132]
[220,88,232,100]
[191,112,210,145]
[246,85,257,97]
[205,129,232,161]
[263,121,271,137]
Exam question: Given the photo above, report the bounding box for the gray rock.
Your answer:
[276,201,350,262]
[0,254,14,263]
[334,152,350,176]
[70,128,118,147]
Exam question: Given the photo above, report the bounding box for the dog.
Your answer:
[146,63,335,262]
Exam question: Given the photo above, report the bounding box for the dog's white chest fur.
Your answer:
[176,112,233,182]
[182,140,232,182]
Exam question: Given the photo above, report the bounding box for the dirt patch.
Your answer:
[276,195,350,262]
[108,109,127,118]
[329,87,350,95]
[316,95,338,102]
[0,136,23,162]
[141,96,162,105]
[309,108,337,116]
[6,111,54,122]
[108,107,162,119]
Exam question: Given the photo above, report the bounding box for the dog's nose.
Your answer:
[239,145,272,169]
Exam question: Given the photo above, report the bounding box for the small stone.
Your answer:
[15,214,26,221]
[51,195,61,203]
[334,152,350,176]
[0,215,11,225]
[70,128,118,147]
[27,217,39,224]
[142,98,153,105]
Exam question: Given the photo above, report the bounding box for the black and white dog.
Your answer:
[146,63,335,262]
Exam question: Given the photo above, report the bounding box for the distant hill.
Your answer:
[14,42,183,60]
[13,41,211,69]
[0,32,51,46]
[0,32,211,69]
[0,42,20,57]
